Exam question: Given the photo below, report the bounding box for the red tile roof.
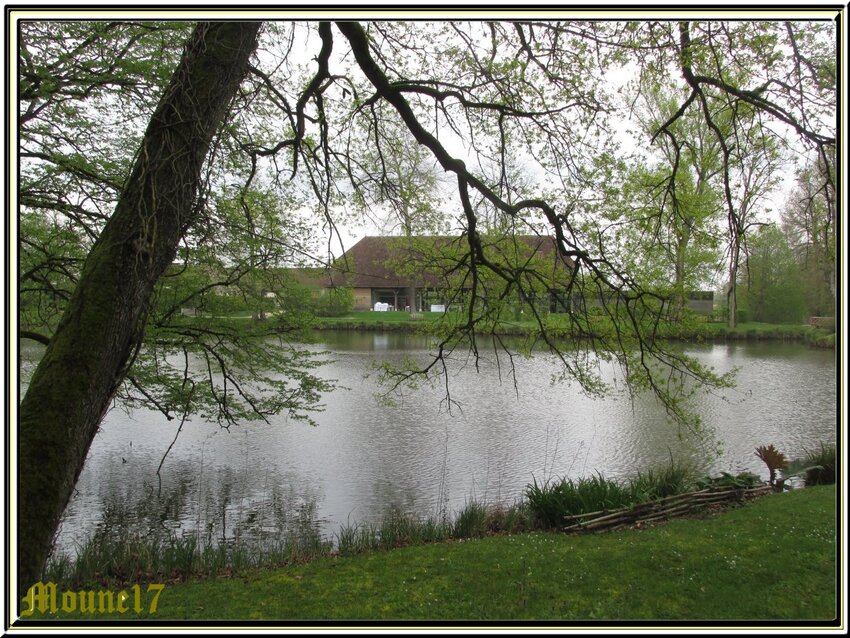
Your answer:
[330,234,573,288]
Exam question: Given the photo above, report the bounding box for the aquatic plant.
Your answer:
[695,471,762,490]
[628,461,698,502]
[785,443,836,486]
[755,444,788,487]
[525,473,635,528]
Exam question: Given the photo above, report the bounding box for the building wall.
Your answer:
[687,291,714,315]
[352,288,372,311]
[687,298,714,314]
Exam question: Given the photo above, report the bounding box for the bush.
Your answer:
[313,287,353,317]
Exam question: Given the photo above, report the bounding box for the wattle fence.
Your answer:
[561,485,775,533]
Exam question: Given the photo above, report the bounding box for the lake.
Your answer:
[20,332,836,558]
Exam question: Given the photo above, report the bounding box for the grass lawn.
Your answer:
[314,312,825,340]
[188,309,832,346]
[22,485,838,624]
[316,310,443,324]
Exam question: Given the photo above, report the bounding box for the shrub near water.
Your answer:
[526,473,636,527]
[786,443,836,486]
[803,444,836,485]
[526,462,703,528]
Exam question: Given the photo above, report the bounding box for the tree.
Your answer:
[721,110,782,327]
[16,17,836,591]
[18,21,193,341]
[649,21,834,327]
[738,225,807,324]
[781,156,836,317]
[18,21,263,591]
[350,115,448,237]
[604,83,725,315]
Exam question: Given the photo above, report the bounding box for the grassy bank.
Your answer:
[700,321,835,347]
[24,485,837,623]
[312,311,832,345]
[190,309,834,346]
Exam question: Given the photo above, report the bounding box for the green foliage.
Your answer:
[628,462,698,502]
[125,319,333,427]
[451,501,490,539]
[109,183,331,426]
[738,226,808,324]
[18,214,88,337]
[349,118,449,236]
[525,473,636,527]
[781,159,836,318]
[312,287,354,317]
[601,86,724,304]
[695,471,762,490]
[19,21,194,341]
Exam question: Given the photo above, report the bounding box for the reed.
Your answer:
[628,461,698,502]
[786,442,836,486]
[526,473,636,528]
[451,501,489,539]
[44,460,782,588]
[526,460,716,528]
[44,525,334,589]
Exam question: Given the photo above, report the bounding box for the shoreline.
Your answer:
[309,317,836,348]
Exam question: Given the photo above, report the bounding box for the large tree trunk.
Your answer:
[17,21,261,592]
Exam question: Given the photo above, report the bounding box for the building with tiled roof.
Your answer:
[321,234,574,312]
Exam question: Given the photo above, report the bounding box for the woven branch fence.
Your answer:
[561,485,775,534]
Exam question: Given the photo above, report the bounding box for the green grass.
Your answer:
[700,321,823,341]
[23,485,837,623]
[180,308,831,347]
[320,310,432,323]
[313,310,443,329]
[313,313,827,344]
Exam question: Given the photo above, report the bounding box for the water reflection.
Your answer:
[60,440,329,557]
[19,336,836,559]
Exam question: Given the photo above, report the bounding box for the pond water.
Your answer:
[20,332,836,557]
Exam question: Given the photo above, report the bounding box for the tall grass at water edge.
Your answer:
[334,500,536,557]
[526,473,634,528]
[524,461,765,528]
[785,443,837,486]
[45,500,528,589]
[43,451,833,590]
[45,526,334,589]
